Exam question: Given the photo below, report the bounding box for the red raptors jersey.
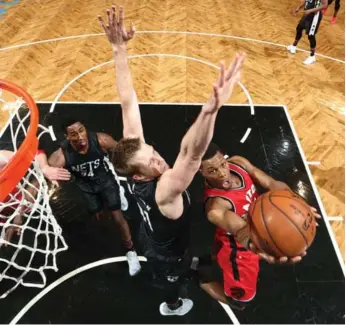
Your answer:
[204,162,259,236]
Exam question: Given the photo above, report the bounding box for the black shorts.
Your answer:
[138,222,191,287]
[82,179,121,214]
[298,12,323,36]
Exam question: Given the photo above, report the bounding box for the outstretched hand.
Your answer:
[204,52,246,114]
[249,243,306,264]
[98,5,136,48]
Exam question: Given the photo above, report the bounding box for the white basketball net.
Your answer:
[0,91,68,299]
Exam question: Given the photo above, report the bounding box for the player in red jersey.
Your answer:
[199,143,318,310]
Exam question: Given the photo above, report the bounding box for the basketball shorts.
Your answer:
[138,221,191,303]
[298,12,323,36]
[81,178,121,214]
[213,231,259,302]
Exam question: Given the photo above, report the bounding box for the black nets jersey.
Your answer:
[60,131,116,193]
[305,0,321,10]
[130,178,191,259]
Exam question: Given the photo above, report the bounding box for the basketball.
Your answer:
[248,190,316,258]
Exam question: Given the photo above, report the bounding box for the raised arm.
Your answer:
[156,54,246,215]
[228,156,290,191]
[98,6,144,141]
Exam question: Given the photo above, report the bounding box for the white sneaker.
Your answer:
[303,55,316,65]
[287,45,297,54]
[159,298,193,316]
[126,251,141,276]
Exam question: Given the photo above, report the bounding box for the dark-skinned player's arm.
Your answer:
[37,150,70,181]
[227,156,290,191]
[156,53,246,219]
[292,0,306,15]
[48,148,66,169]
[98,6,144,142]
[206,197,250,246]
[97,132,118,150]
[304,0,328,14]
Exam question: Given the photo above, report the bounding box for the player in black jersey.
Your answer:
[48,119,141,276]
[324,0,341,23]
[287,0,328,65]
[98,6,246,316]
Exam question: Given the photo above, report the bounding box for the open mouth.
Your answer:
[222,180,230,188]
[79,140,87,148]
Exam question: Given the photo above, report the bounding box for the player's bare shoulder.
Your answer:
[227,155,252,171]
[48,148,66,168]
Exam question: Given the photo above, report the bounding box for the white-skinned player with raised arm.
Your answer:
[98,5,246,316]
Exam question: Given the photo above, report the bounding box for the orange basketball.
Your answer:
[248,190,316,258]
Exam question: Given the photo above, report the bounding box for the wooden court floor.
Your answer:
[0,0,344,259]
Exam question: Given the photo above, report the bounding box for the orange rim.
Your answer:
[0,80,39,202]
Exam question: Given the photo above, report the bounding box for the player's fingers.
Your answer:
[98,16,108,31]
[111,5,117,26]
[290,256,302,264]
[129,23,136,38]
[257,252,274,264]
[218,61,225,88]
[106,9,112,26]
[225,54,239,80]
[119,6,124,27]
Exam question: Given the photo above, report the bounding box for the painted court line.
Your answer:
[328,216,344,221]
[9,256,240,325]
[0,30,344,64]
[307,161,321,165]
[283,105,345,276]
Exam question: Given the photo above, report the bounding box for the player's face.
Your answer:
[200,152,232,190]
[66,122,88,150]
[131,142,169,179]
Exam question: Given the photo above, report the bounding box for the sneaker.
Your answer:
[303,55,316,65]
[287,45,297,54]
[159,298,193,316]
[126,251,141,276]
[331,16,337,24]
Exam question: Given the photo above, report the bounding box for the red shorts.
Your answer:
[213,229,259,302]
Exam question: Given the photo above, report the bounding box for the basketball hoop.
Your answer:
[0,79,68,299]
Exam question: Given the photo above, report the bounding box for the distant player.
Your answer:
[98,5,245,316]
[48,118,141,276]
[287,0,328,65]
[199,143,321,309]
[0,149,70,245]
[323,0,341,23]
